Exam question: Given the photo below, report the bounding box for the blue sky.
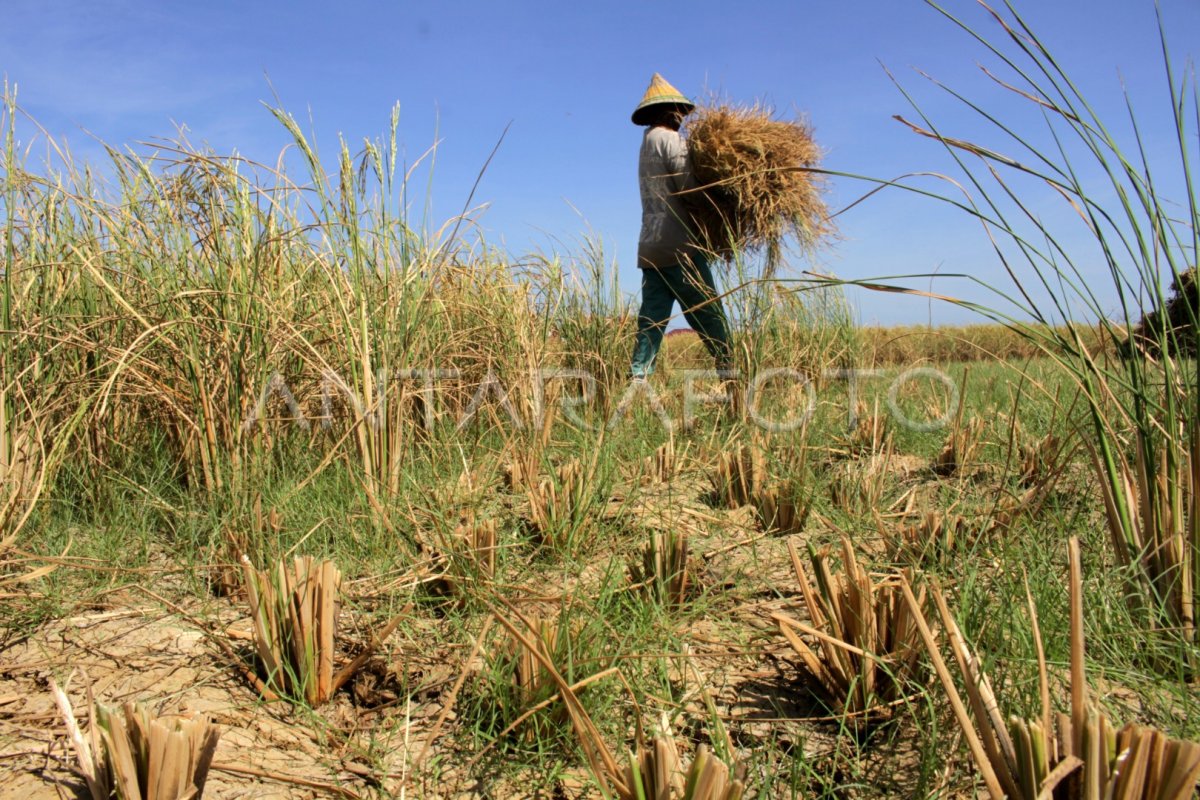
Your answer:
[2,1,1197,325]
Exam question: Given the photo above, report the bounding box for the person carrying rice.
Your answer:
[628,73,734,384]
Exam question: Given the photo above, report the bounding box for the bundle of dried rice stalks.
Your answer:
[51,685,220,800]
[687,102,834,265]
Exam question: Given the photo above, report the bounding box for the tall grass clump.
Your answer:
[0,87,573,560]
[842,0,1200,666]
[1,85,97,554]
[549,237,634,414]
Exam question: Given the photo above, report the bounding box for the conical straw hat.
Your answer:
[631,73,694,125]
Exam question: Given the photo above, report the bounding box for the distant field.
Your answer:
[665,322,1119,367]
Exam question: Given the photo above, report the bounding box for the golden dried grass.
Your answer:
[856,323,1117,367]
[687,102,834,262]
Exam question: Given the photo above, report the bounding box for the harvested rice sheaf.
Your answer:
[687,102,834,262]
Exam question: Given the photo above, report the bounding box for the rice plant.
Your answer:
[754,481,810,536]
[549,237,634,415]
[932,415,986,477]
[503,373,560,493]
[428,515,498,602]
[844,401,892,456]
[473,602,619,760]
[828,456,892,517]
[1091,421,1197,660]
[241,555,343,705]
[643,439,678,484]
[456,516,498,583]
[1016,430,1065,489]
[240,554,404,706]
[506,615,566,741]
[625,737,747,800]
[525,457,603,554]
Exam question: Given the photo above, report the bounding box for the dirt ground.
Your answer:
[0,453,951,799]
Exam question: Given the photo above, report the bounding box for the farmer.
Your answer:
[629,73,734,383]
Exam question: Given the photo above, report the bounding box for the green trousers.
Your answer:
[630,256,733,378]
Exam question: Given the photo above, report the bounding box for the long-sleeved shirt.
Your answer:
[637,126,700,269]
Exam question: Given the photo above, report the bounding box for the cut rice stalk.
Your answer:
[628,529,691,609]
[880,510,972,567]
[241,555,342,705]
[711,446,765,510]
[624,730,747,800]
[51,684,220,800]
[774,538,926,718]
[755,482,809,536]
[905,538,1200,799]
